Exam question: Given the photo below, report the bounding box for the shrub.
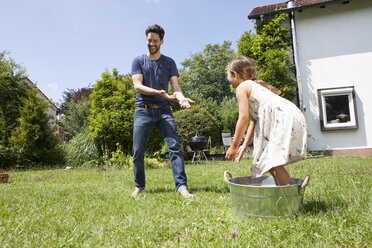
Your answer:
[217,97,239,134]
[190,95,239,136]
[61,99,91,139]
[189,94,220,119]
[173,106,220,150]
[104,143,167,169]
[65,129,100,166]
[102,148,132,169]
[81,149,167,170]
[88,69,135,156]
[143,157,168,169]
[10,88,65,165]
[88,69,164,156]
[0,51,28,146]
[0,145,18,169]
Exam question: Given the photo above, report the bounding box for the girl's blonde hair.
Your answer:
[227,56,257,81]
[228,56,281,95]
[254,79,282,95]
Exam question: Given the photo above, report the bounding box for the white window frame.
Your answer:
[317,86,358,131]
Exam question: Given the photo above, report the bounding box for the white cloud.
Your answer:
[46,82,61,102]
[47,82,59,93]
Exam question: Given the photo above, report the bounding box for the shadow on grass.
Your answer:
[303,200,329,214]
[146,186,230,194]
[302,198,348,215]
[190,186,230,193]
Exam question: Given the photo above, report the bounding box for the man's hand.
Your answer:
[158,90,194,108]
[179,97,195,109]
[159,90,177,101]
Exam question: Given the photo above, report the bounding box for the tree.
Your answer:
[10,87,64,165]
[179,41,236,103]
[0,51,29,146]
[61,99,91,139]
[237,13,297,100]
[88,69,136,155]
[59,87,93,115]
[58,86,93,141]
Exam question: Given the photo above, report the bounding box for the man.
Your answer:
[131,24,194,198]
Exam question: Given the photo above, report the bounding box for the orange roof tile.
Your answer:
[248,0,347,19]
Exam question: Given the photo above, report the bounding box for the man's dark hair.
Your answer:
[145,24,165,40]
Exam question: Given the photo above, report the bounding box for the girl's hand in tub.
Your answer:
[235,145,246,163]
[225,146,237,161]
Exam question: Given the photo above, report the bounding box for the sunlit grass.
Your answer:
[0,157,371,247]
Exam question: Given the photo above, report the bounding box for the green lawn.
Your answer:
[1,157,371,247]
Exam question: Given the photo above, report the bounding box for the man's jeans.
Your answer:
[132,105,188,192]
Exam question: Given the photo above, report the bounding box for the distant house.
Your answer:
[249,0,372,156]
[23,77,58,127]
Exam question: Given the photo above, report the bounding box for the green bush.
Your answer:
[81,149,167,170]
[144,157,168,169]
[104,143,167,169]
[88,68,164,156]
[0,51,28,147]
[190,95,239,136]
[88,69,135,156]
[0,145,18,169]
[61,99,91,139]
[189,94,220,118]
[65,129,100,166]
[217,97,239,134]
[101,147,132,169]
[173,106,220,150]
[10,88,65,165]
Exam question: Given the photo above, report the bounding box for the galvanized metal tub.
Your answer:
[224,171,310,218]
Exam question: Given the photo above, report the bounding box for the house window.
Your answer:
[317,86,358,131]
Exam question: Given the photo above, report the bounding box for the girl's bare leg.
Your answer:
[269,165,291,186]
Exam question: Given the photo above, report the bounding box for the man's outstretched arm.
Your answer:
[132,74,176,101]
[169,76,195,108]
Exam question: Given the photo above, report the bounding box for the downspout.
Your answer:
[287,0,304,112]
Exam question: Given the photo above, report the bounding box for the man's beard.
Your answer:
[148,45,160,55]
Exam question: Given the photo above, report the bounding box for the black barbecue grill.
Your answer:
[188,134,209,163]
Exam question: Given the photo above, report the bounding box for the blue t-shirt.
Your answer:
[131,54,179,106]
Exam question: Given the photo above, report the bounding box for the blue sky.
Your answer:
[1,0,281,103]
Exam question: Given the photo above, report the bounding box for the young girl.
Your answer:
[225,56,307,185]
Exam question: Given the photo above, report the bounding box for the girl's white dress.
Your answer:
[247,80,307,177]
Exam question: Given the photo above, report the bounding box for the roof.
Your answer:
[23,77,58,110]
[248,0,349,19]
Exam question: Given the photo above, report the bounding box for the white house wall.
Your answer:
[294,0,372,151]
[24,78,57,128]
